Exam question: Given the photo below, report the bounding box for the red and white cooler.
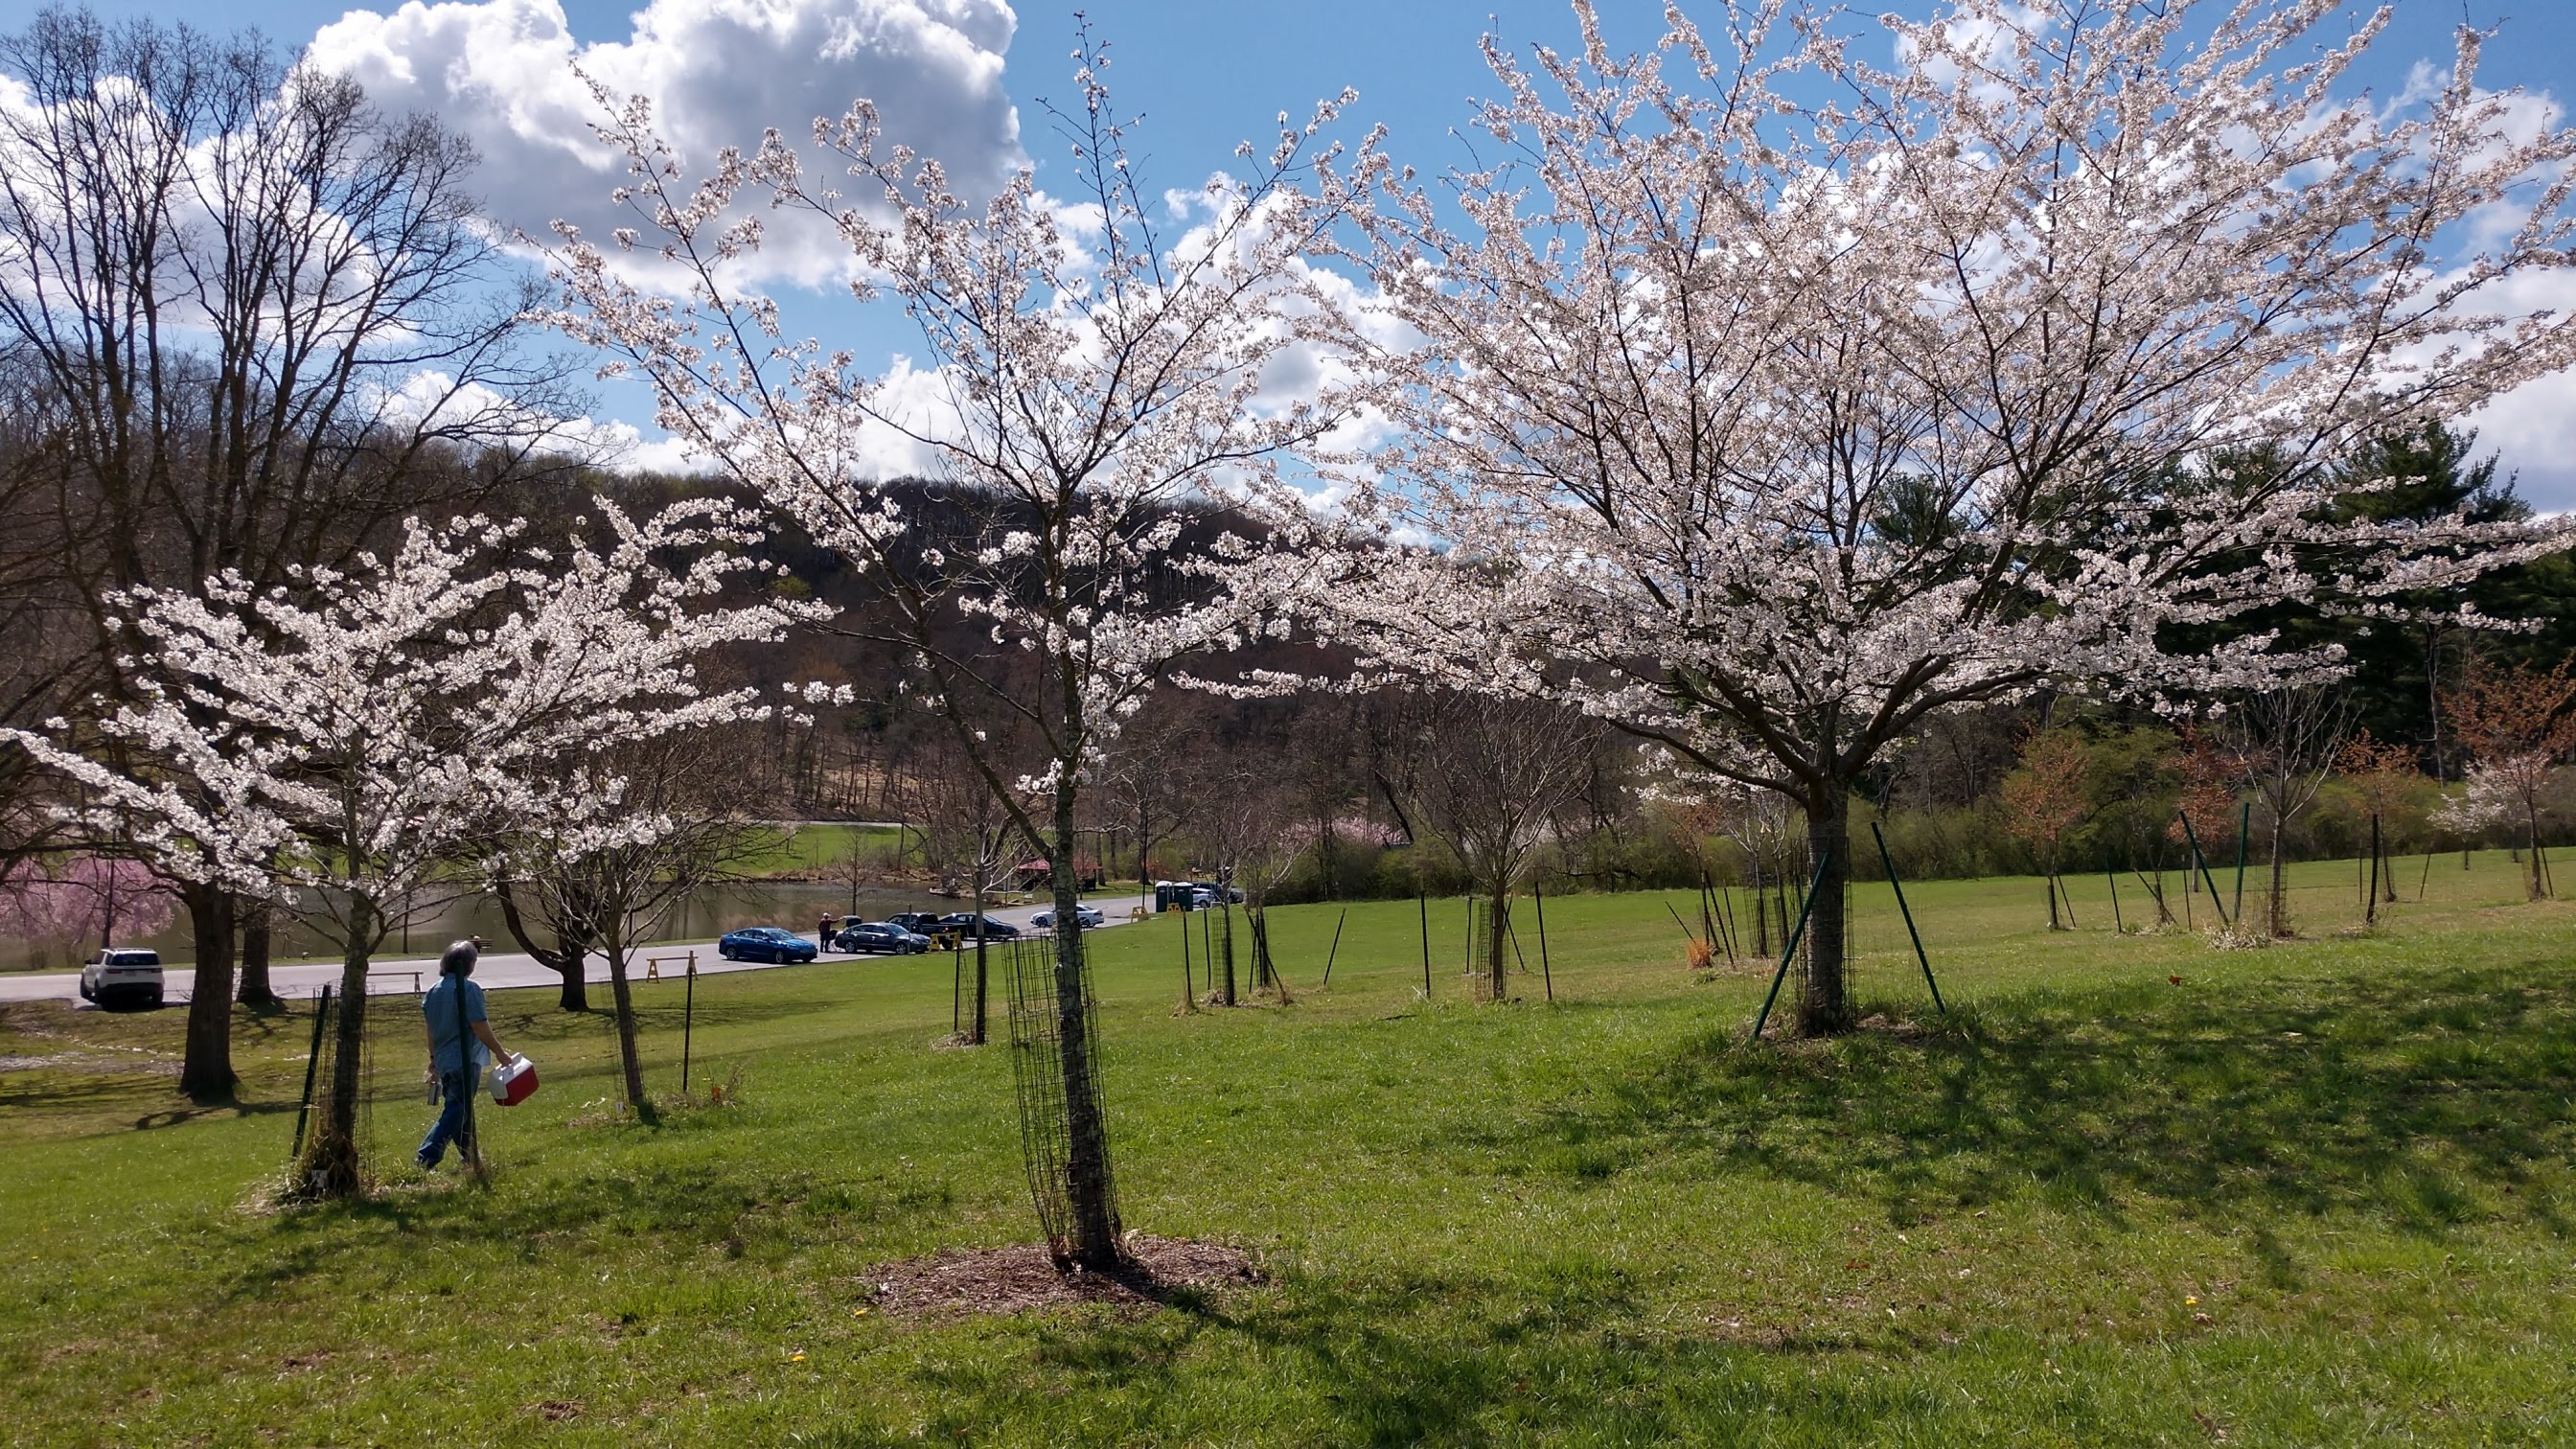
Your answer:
[487,1052,540,1107]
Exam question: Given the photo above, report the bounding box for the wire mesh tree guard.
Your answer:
[1003,933,1122,1266]
[288,982,408,1193]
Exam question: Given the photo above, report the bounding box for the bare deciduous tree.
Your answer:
[1401,694,1596,1002]
[496,731,779,1119]
[906,731,1031,1046]
[2220,688,2354,935]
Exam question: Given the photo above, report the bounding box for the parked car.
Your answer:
[886,911,947,936]
[936,912,1021,940]
[834,921,932,955]
[1194,881,1245,904]
[79,948,164,1010]
[717,927,819,964]
[1028,905,1106,930]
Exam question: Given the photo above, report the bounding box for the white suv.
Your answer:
[80,949,165,1010]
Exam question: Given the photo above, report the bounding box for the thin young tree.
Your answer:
[906,728,1030,1046]
[497,729,780,1118]
[1185,763,1309,1002]
[1714,787,1803,958]
[2334,729,2421,921]
[1322,0,2576,1034]
[543,31,1367,1269]
[1400,692,1597,1002]
[2220,686,2354,935]
[2000,727,2092,931]
[2168,724,2242,916]
[2442,657,2576,901]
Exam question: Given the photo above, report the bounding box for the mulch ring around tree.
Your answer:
[861,1233,1264,1322]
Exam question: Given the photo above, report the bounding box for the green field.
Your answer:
[740,821,915,878]
[2,851,2570,1445]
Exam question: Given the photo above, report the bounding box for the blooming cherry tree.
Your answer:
[542,30,1368,1270]
[9,498,810,1191]
[1324,0,2576,1033]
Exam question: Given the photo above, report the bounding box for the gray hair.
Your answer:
[437,939,479,977]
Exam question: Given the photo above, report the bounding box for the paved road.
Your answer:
[0,897,1144,1007]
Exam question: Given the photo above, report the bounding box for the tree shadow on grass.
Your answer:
[220,1154,958,1305]
[881,1262,2039,1447]
[1467,962,2576,1234]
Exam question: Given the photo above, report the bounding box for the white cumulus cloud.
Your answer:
[307,0,1025,286]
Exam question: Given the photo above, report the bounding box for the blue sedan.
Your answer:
[717,927,819,964]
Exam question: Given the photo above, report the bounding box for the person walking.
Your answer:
[417,938,510,1171]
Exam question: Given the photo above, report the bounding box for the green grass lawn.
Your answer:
[1,850,2570,1445]
[737,821,913,878]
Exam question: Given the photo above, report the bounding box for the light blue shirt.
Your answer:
[423,977,490,1075]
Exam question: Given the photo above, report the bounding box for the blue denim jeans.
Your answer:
[416,1070,476,1168]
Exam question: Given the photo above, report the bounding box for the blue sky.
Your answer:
[14,0,2576,505]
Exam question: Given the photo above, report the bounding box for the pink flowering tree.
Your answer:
[540,30,1369,1270]
[9,498,811,1184]
[1322,0,2576,1034]
[0,856,174,968]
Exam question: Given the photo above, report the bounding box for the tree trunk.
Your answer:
[177,884,238,1100]
[1052,783,1122,1272]
[2365,816,2381,926]
[2268,816,2289,935]
[494,884,589,1012]
[1222,901,1239,1000]
[2045,874,2061,930]
[1218,897,1237,1006]
[604,917,656,1122]
[968,871,990,1046]
[235,899,281,1008]
[1797,793,1852,1037]
[1752,860,1771,957]
[2528,808,2548,902]
[303,892,373,1198]
[1249,900,1273,984]
[555,927,591,1014]
[1486,887,1509,1002]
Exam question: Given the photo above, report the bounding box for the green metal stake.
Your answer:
[290,984,332,1161]
[1321,908,1347,989]
[1532,880,1553,1003]
[2178,811,2230,926]
[1417,890,1431,1000]
[2234,799,2251,926]
[1870,821,1945,1015]
[2106,864,2124,934]
[680,959,696,1096]
[1751,851,1832,1042]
